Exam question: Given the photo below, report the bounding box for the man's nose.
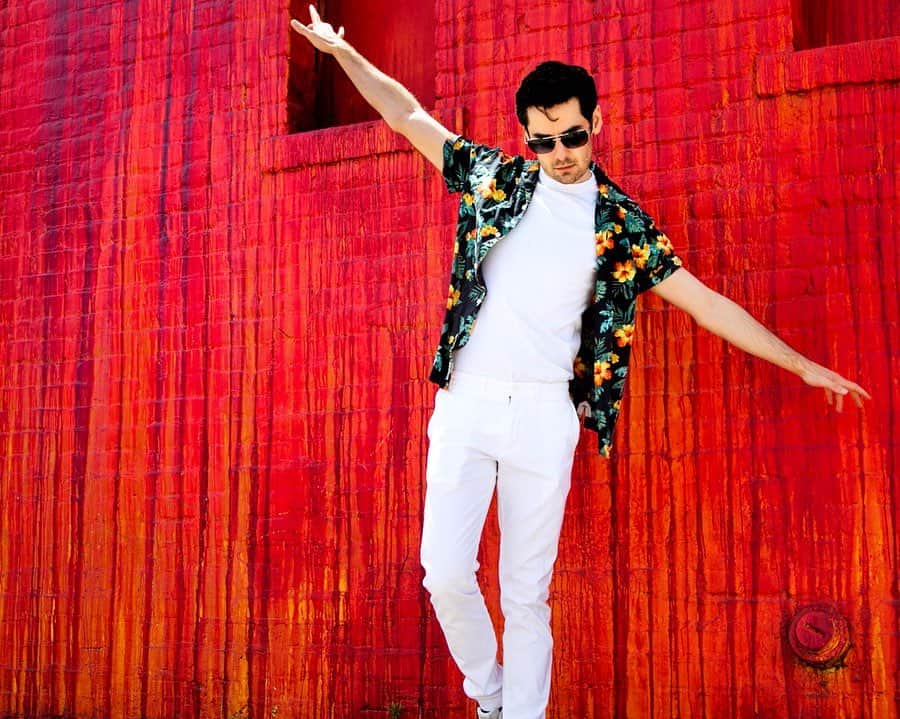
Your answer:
[551,141,569,162]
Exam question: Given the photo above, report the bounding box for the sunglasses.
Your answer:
[524,128,591,154]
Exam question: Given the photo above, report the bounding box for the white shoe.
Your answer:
[476,708,502,719]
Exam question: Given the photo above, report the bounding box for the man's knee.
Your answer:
[421,561,479,601]
[499,576,551,625]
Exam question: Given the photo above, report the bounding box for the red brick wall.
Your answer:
[0,1,897,717]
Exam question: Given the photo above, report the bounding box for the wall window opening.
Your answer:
[287,0,436,133]
[791,0,900,50]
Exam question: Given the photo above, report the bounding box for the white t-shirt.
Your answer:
[453,166,597,382]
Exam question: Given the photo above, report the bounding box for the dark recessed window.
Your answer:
[288,0,435,133]
[791,0,900,50]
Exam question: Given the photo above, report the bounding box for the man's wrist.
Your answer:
[331,42,356,64]
[785,351,814,377]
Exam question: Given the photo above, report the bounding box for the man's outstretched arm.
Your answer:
[290,5,454,171]
[651,268,872,411]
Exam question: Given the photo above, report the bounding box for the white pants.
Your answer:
[420,372,580,719]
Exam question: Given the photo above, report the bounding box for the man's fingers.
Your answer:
[833,378,871,403]
[309,4,321,23]
[338,25,345,38]
[810,364,871,411]
[290,18,307,34]
[828,379,847,412]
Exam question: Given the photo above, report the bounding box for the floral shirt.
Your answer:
[430,136,682,457]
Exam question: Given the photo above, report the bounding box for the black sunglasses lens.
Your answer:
[560,129,590,148]
[526,138,556,154]
[527,129,590,153]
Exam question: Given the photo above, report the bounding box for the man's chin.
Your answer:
[551,166,587,184]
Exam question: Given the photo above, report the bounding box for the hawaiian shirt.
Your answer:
[430,136,682,457]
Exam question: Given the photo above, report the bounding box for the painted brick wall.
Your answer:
[0,0,897,718]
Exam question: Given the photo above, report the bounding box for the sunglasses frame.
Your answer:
[524,127,591,154]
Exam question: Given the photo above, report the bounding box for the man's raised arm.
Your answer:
[290,5,454,171]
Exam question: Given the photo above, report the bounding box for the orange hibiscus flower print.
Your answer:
[655,233,674,255]
[631,243,650,269]
[614,324,635,347]
[477,178,506,202]
[594,360,612,386]
[595,230,615,256]
[612,261,636,282]
[446,285,461,309]
[574,356,587,378]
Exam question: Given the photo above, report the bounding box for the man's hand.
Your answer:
[290,5,347,55]
[796,359,871,413]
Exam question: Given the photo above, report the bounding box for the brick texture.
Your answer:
[0,0,897,717]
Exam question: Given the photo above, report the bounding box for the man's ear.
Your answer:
[591,106,603,135]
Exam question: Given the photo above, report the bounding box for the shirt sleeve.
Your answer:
[442,135,502,194]
[626,203,683,295]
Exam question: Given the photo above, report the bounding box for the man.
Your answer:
[291,7,870,719]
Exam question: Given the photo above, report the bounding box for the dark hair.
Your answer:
[515,61,598,129]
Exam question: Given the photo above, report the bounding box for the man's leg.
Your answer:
[496,392,579,719]
[421,388,504,711]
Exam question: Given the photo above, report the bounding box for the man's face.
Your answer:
[524,97,602,184]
